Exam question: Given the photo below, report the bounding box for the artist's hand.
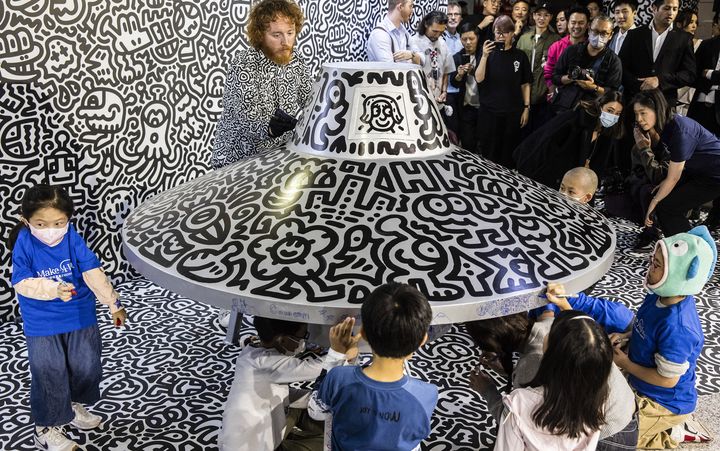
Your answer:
[56,282,76,302]
[639,76,659,90]
[393,50,414,62]
[112,308,128,327]
[329,317,361,355]
[469,365,496,393]
[545,283,572,310]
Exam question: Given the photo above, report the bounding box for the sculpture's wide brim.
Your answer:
[122,144,615,325]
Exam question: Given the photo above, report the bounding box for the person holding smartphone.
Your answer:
[449,22,482,149]
[474,15,531,168]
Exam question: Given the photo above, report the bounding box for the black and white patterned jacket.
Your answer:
[211,47,313,168]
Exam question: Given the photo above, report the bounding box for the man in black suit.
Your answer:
[618,0,695,108]
[688,36,720,137]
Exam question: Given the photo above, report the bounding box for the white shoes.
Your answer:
[70,403,101,430]
[218,309,231,329]
[35,426,79,451]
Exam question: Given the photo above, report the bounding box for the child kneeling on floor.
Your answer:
[308,282,439,451]
[547,225,717,448]
[219,316,359,451]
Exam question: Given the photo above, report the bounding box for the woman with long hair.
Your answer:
[514,89,624,188]
[469,310,617,450]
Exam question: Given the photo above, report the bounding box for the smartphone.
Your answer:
[492,40,505,49]
[461,53,471,65]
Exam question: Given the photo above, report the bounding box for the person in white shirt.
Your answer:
[410,11,456,107]
[218,317,360,451]
[609,0,637,54]
[444,1,465,135]
[367,0,423,64]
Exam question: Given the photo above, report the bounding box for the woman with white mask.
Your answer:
[514,90,624,189]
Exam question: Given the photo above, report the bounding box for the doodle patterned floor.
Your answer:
[1,217,719,451]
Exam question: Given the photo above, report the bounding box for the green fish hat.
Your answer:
[646,225,718,297]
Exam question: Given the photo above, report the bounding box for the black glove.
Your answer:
[268,108,298,138]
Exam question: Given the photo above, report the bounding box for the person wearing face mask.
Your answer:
[219,316,360,451]
[552,15,622,113]
[560,166,599,204]
[7,185,128,451]
[514,90,625,189]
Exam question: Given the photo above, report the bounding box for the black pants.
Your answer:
[459,104,480,153]
[656,175,720,235]
[444,92,461,137]
[687,101,720,137]
[477,108,522,169]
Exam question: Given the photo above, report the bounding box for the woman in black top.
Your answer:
[475,15,532,168]
[514,90,625,189]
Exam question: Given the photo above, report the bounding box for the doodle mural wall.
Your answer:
[0,0,693,323]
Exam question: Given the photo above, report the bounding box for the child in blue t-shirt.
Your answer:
[8,185,128,451]
[308,282,438,451]
[547,225,717,449]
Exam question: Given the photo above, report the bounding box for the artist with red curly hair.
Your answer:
[211,0,312,169]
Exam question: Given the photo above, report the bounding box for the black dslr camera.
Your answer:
[569,66,595,81]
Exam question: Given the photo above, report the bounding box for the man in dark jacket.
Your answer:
[552,15,622,112]
[618,0,695,107]
[449,22,482,150]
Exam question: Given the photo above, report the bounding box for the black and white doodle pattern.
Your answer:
[0,217,718,450]
[124,141,614,309]
[0,0,455,323]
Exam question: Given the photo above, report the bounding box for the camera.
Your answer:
[569,66,595,81]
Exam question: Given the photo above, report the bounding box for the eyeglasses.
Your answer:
[494,30,512,36]
[287,331,310,343]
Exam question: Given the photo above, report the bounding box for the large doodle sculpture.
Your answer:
[123,62,616,325]
[0,0,696,323]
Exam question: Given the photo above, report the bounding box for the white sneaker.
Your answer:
[70,403,101,430]
[218,309,231,329]
[35,426,79,451]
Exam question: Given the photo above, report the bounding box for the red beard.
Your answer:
[265,47,293,65]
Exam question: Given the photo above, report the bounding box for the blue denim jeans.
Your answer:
[597,414,639,451]
[26,324,102,426]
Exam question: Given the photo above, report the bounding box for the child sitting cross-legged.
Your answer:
[308,282,439,451]
[547,225,717,448]
[219,316,360,451]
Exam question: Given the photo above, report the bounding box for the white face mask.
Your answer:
[28,223,69,247]
[561,191,584,202]
[600,111,620,128]
[285,338,306,356]
[589,32,608,49]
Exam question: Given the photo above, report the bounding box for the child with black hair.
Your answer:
[308,282,438,450]
[466,311,638,450]
[219,316,360,451]
[8,185,127,451]
[547,226,717,448]
[470,310,615,450]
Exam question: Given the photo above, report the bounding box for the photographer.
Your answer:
[449,22,483,149]
[552,15,622,112]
